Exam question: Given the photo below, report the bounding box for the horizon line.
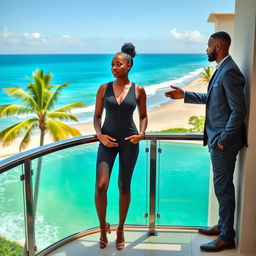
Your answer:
[0,52,205,55]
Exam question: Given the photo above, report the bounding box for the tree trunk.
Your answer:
[33,130,45,216]
[23,130,44,256]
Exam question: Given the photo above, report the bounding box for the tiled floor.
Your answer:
[47,228,238,256]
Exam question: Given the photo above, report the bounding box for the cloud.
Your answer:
[1,27,20,43]
[0,28,88,52]
[31,32,41,39]
[62,34,71,39]
[170,28,206,43]
[0,28,46,45]
[24,32,42,40]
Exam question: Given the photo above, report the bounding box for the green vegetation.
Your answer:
[200,66,213,83]
[0,235,23,256]
[188,115,205,133]
[150,115,205,133]
[156,128,189,133]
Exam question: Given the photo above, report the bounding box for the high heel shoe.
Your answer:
[116,228,125,250]
[99,222,111,249]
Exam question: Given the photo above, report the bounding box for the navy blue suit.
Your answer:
[185,56,246,241]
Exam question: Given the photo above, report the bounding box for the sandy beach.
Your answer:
[0,77,207,161]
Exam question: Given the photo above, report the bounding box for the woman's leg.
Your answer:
[116,142,139,248]
[95,144,117,247]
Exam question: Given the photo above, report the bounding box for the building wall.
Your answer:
[207,2,256,254]
[234,0,256,254]
[215,16,234,54]
[208,14,235,54]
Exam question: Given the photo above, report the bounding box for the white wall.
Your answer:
[234,0,256,254]
[208,14,235,55]
[215,16,234,54]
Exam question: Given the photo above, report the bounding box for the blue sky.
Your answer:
[0,0,235,54]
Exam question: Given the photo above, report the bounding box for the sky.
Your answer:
[0,0,235,54]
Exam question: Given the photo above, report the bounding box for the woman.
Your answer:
[93,43,148,250]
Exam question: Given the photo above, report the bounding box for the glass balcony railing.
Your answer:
[156,140,210,226]
[0,165,25,254]
[0,133,210,256]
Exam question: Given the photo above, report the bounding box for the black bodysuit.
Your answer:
[96,82,139,191]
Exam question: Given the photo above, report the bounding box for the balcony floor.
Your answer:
[46,228,238,256]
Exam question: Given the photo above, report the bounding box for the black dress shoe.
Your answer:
[198,225,221,236]
[200,237,236,252]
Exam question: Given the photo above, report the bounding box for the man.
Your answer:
[165,31,246,252]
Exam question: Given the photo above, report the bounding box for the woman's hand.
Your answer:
[125,134,144,144]
[97,134,118,147]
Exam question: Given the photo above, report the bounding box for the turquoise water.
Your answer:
[0,54,209,129]
[0,141,210,249]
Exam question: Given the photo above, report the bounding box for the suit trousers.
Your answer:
[209,147,239,242]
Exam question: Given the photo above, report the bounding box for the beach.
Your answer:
[0,77,207,161]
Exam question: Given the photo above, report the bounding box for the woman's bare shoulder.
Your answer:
[97,83,109,95]
[135,83,146,94]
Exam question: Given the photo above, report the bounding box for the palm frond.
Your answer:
[44,73,53,87]
[0,119,38,147]
[4,87,38,111]
[53,102,85,113]
[19,123,38,151]
[33,76,45,109]
[0,104,32,118]
[46,118,81,141]
[27,70,53,110]
[47,111,79,122]
[199,66,213,83]
[45,82,70,110]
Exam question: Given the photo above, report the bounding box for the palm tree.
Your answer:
[0,69,84,149]
[0,69,85,212]
[199,66,213,83]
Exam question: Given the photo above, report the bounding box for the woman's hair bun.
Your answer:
[121,43,136,58]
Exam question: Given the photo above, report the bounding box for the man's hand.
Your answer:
[165,86,185,99]
[97,134,118,147]
[217,143,225,151]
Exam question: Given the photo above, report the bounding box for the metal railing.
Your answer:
[0,133,203,256]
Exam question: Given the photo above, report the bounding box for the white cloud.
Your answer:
[1,28,20,43]
[24,32,42,40]
[170,28,206,43]
[31,32,41,39]
[62,34,71,39]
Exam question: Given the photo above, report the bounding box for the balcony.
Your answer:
[0,133,237,256]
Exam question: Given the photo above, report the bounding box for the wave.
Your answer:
[0,212,59,248]
[144,68,203,96]
[2,68,203,123]
[0,168,59,248]
[71,104,95,114]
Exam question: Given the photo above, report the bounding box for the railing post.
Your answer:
[148,139,157,236]
[23,159,36,256]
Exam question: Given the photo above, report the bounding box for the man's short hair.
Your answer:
[210,31,231,45]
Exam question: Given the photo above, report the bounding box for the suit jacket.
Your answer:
[184,56,247,150]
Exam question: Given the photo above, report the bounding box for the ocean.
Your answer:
[0,54,209,130]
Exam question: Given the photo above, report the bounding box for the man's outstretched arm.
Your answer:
[165,85,208,104]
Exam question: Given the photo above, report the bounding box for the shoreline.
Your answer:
[0,77,207,161]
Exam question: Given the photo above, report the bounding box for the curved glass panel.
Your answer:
[32,140,148,252]
[156,140,210,226]
[32,143,98,251]
[0,165,25,254]
[105,140,149,225]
